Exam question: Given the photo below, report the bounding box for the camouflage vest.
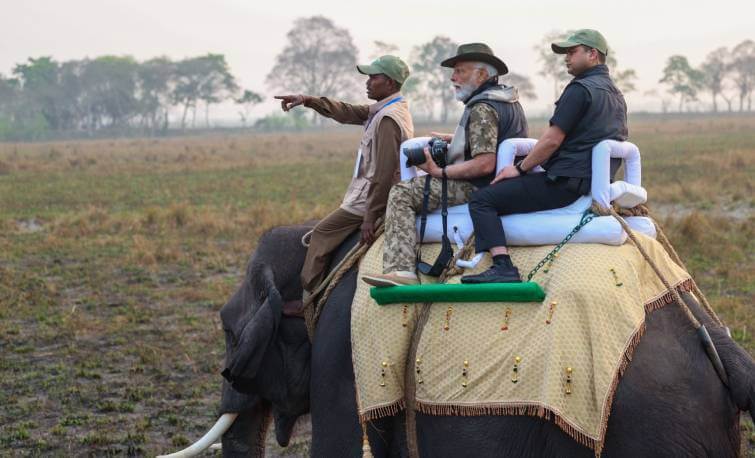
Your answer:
[447,83,527,188]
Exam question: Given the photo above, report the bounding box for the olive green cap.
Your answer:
[440,42,508,75]
[551,29,609,55]
[357,55,410,84]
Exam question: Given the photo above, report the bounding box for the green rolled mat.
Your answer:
[369,282,546,305]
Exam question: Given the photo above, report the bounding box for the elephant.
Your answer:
[162,223,754,457]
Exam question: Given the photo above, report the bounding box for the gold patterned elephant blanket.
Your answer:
[350,233,692,453]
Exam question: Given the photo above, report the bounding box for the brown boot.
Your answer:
[362,271,419,287]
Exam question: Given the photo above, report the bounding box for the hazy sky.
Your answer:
[1,0,753,119]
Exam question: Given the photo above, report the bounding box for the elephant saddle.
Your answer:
[350,233,692,454]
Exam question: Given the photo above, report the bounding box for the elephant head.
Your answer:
[158,225,313,457]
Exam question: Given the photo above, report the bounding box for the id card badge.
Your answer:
[352,148,362,178]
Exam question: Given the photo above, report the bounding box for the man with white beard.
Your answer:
[363,43,528,287]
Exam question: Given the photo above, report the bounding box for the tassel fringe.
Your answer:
[358,399,406,423]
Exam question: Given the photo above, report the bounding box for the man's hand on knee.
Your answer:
[360,220,376,245]
[491,164,521,185]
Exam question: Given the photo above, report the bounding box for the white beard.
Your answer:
[453,82,477,101]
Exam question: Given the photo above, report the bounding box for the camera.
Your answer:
[404,137,448,168]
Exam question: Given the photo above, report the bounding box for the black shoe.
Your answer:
[461,264,522,284]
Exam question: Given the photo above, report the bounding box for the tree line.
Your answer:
[0,16,753,140]
[657,41,755,113]
[0,54,259,140]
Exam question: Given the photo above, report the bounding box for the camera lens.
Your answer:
[404,146,427,167]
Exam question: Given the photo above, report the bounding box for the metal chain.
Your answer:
[526,209,596,281]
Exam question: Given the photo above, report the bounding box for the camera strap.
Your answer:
[416,174,454,277]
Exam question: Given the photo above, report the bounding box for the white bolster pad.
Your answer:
[625,216,657,239]
[610,181,648,208]
[399,137,432,181]
[416,211,658,247]
[591,140,643,209]
[495,138,544,174]
[418,211,629,246]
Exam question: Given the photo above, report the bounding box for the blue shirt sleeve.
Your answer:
[549,84,591,135]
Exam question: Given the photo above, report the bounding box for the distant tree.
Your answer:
[410,36,459,123]
[0,75,20,136]
[370,41,400,60]
[604,47,638,96]
[137,57,175,132]
[643,88,672,113]
[613,68,638,94]
[660,55,703,112]
[0,74,19,114]
[699,47,731,112]
[604,53,638,94]
[500,72,537,100]
[0,52,244,139]
[12,57,61,130]
[399,76,434,121]
[197,54,238,128]
[266,16,360,123]
[236,89,263,127]
[173,54,238,129]
[254,108,310,131]
[56,60,86,131]
[730,39,755,111]
[80,56,139,129]
[173,58,201,129]
[535,30,574,101]
[718,85,736,112]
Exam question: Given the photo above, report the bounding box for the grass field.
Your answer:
[1,115,753,456]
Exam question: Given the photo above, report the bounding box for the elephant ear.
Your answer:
[222,280,283,387]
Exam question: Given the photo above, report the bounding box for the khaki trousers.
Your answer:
[300,207,363,292]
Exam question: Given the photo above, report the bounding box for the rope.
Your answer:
[592,203,724,327]
[649,215,725,327]
[403,233,477,457]
[592,204,700,327]
[596,204,729,387]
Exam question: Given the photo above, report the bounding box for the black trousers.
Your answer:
[468,173,587,252]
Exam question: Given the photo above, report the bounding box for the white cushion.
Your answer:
[418,209,656,246]
[397,137,653,246]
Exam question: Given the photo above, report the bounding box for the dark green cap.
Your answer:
[440,42,508,75]
[551,29,609,55]
[357,55,410,84]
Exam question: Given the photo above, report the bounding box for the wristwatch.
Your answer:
[515,161,526,175]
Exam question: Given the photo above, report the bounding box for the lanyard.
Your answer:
[364,96,403,130]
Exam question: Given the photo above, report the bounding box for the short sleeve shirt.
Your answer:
[549,83,591,135]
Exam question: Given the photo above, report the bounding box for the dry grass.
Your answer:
[0,114,753,455]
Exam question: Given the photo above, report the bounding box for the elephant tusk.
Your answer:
[156,413,238,457]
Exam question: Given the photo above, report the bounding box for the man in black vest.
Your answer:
[461,29,628,284]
